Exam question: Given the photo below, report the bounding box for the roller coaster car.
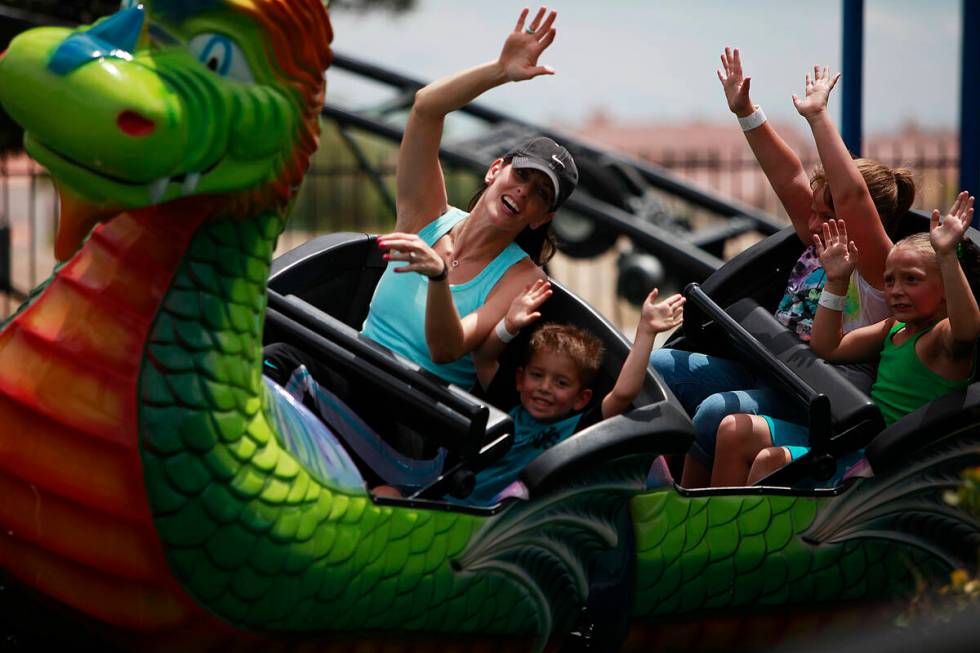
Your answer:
[667,210,980,487]
[265,209,979,499]
[264,232,695,506]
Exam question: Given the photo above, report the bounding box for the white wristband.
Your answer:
[495,319,519,343]
[737,106,767,132]
[818,289,846,312]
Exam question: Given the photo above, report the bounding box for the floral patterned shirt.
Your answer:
[775,245,891,342]
[775,245,826,341]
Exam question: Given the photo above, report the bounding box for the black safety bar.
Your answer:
[266,289,491,453]
[682,283,832,450]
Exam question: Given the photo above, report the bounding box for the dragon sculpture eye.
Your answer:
[187,33,255,83]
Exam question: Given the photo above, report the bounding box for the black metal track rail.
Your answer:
[330,53,786,232]
[325,52,787,280]
[321,103,726,279]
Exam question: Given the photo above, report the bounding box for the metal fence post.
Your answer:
[842,0,864,157]
[961,0,980,226]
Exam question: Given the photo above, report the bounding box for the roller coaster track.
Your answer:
[324,52,787,282]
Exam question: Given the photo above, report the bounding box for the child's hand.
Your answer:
[814,219,859,283]
[639,289,685,335]
[499,7,557,82]
[717,47,753,116]
[505,279,552,334]
[792,66,841,120]
[930,191,975,257]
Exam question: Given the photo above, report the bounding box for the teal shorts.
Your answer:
[760,416,865,486]
[760,415,811,461]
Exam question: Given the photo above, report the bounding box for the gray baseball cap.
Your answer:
[507,136,578,211]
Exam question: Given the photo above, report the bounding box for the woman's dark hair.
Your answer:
[466,155,559,265]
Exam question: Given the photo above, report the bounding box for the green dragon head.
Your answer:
[0,0,332,260]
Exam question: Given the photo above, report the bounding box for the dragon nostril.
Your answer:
[117,110,155,137]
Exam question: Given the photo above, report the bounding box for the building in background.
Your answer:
[573,110,960,220]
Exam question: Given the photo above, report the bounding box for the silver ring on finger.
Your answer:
[408,251,415,260]
[525,27,537,34]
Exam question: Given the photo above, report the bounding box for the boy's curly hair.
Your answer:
[523,322,605,387]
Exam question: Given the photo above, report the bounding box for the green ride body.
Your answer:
[138,212,537,635]
[631,490,934,619]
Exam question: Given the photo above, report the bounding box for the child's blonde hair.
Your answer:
[525,323,605,387]
[892,232,980,301]
[810,159,916,231]
[893,232,938,267]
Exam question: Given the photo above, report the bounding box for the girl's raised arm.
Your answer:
[931,192,980,351]
[794,66,893,288]
[810,219,892,362]
[396,7,557,232]
[719,47,813,243]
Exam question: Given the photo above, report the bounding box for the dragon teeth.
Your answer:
[181,172,201,196]
[147,171,204,203]
[148,177,169,203]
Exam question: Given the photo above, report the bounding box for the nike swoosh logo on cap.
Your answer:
[551,154,565,169]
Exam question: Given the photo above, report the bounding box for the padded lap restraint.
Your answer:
[725,297,885,451]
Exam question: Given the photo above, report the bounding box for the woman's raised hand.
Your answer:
[505,279,552,333]
[717,47,753,116]
[792,65,841,120]
[499,7,557,82]
[376,233,446,279]
[814,219,859,283]
[930,191,975,257]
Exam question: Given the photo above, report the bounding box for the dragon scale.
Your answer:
[630,489,939,618]
[138,211,540,636]
[0,1,975,651]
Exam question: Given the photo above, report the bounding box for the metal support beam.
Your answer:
[841,0,864,156]
[334,123,397,218]
[961,0,980,226]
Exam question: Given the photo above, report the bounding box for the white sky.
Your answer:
[328,0,962,135]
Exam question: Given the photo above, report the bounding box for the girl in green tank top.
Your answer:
[710,193,980,487]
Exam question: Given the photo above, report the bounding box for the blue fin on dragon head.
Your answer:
[0,0,332,260]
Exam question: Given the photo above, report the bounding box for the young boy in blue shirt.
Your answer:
[468,280,684,504]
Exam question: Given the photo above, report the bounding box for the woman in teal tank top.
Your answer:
[362,7,580,389]
[709,196,980,487]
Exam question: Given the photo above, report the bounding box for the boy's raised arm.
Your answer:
[602,290,684,419]
[473,279,553,390]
